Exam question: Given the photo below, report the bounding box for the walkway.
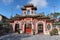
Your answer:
[22,34,60,40]
[0,33,60,40]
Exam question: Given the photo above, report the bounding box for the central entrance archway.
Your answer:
[24,23,32,34]
[15,24,19,32]
[38,23,43,34]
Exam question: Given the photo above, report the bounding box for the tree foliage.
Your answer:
[48,12,60,21]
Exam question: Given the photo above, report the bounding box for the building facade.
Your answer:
[0,14,8,25]
[9,4,60,35]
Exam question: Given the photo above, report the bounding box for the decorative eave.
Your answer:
[37,16,50,19]
[7,17,14,23]
[46,19,54,22]
[24,4,34,7]
[21,7,26,10]
[32,7,37,10]
[53,21,60,25]
[8,14,54,23]
[9,14,51,20]
[7,19,14,23]
[21,4,37,10]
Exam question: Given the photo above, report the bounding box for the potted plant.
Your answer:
[50,28,58,36]
[32,29,36,35]
[20,29,22,33]
[17,28,21,34]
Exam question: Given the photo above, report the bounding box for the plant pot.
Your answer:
[33,32,35,35]
[17,29,20,34]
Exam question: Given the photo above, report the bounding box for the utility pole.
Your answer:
[11,8,13,18]
[52,5,57,21]
[53,5,56,14]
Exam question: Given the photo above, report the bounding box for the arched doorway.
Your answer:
[15,24,19,32]
[24,23,32,34]
[38,23,43,34]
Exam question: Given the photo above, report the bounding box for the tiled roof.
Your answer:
[9,14,51,21]
[24,4,34,7]
[53,21,60,25]
[0,14,8,19]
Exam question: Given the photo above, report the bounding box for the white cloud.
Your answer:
[29,0,48,8]
[16,5,20,9]
[2,0,14,5]
[16,5,23,9]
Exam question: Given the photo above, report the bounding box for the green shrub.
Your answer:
[50,28,58,36]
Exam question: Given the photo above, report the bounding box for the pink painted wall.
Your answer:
[9,18,53,34]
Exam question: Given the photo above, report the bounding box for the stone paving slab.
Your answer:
[0,33,32,40]
[0,33,60,40]
[22,35,60,40]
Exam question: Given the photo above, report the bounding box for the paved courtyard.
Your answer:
[0,33,60,40]
[22,35,60,40]
[0,33,31,40]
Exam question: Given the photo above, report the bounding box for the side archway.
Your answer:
[15,24,20,32]
[36,21,45,34]
[38,23,43,34]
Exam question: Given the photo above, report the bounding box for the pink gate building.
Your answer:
[9,4,55,35]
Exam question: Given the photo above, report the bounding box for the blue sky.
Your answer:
[0,0,60,18]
